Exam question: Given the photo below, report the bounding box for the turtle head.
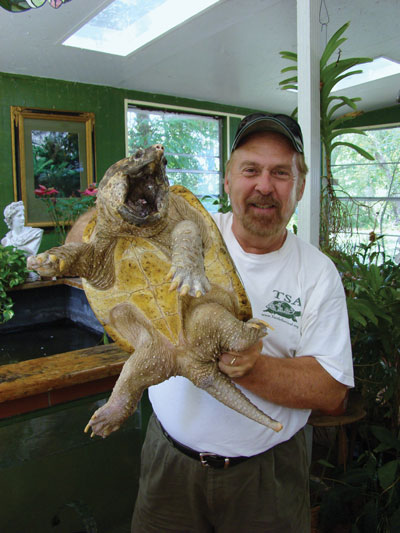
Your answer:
[98,144,170,230]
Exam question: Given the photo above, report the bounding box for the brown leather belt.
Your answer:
[160,423,250,469]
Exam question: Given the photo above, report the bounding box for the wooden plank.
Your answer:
[0,344,129,403]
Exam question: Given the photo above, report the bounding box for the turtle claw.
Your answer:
[166,267,176,281]
[84,418,95,433]
[245,318,272,340]
[168,270,210,298]
[169,280,179,292]
[256,318,273,329]
[84,401,128,439]
[180,284,190,296]
[246,318,272,331]
[27,251,64,277]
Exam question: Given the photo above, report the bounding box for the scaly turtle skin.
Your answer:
[28,145,282,437]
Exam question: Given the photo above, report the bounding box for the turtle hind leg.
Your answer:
[85,303,176,438]
[184,302,269,360]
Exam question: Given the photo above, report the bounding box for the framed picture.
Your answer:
[11,106,96,227]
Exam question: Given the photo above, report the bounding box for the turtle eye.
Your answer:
[135,148,144,159]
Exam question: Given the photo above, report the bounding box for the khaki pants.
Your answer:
[132,414,310,533]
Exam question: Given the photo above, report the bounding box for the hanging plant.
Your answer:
[279,21,375,250]
[0,0,72,12]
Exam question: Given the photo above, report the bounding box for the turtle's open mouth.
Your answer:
[118,161,169,226]
[126,176,159,218]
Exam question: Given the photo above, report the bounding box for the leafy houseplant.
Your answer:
[331,238,400,431]
[316,423,400,532]
[311,239,400,532]
[35,183,97,245]
[0,245,29,323]
[279,21,375,250]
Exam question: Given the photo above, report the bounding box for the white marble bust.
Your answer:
[2,200,43,261]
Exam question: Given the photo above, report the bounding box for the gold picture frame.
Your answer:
[11,106,96,227]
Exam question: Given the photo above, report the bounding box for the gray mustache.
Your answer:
[246,196,281,209]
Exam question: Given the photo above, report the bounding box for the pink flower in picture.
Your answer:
[81,183,98,196]
[34,185,59,196]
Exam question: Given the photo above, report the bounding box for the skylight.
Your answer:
[62,0,220,56]
[332,57,400,92]
[287,57,400,94]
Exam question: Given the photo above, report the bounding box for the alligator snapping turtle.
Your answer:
[28,144,282,437]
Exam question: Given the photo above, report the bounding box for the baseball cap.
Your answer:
[231,112,304,153]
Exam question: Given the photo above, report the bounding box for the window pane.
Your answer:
[330,127,400,260]
[126,107,221,209]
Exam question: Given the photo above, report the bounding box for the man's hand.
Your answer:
[218,340,263,379]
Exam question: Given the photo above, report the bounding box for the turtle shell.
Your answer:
[82,185,252,353]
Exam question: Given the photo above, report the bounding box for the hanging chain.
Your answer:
[319,0,330,47]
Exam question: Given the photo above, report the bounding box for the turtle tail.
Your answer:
[180,359,282,432]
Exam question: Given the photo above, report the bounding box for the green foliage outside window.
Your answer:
[332,128,400,259]
[127,107,221,211]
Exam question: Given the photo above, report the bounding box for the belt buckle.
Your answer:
[199,452,230,469]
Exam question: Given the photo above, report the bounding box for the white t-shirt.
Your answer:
[149,212,354,456]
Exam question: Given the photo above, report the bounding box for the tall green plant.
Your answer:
[315,240,400,531]
[280,21,375,249]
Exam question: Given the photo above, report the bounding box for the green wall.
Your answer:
[1,71,398,250]
[0,71,256,250]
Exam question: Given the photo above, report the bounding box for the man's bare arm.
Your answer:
[218,342,348,413]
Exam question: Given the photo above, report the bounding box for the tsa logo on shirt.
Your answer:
[261,290,302,329]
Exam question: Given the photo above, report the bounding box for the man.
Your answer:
[131,113,354,532]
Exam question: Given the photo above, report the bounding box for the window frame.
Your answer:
[124,99,244,201]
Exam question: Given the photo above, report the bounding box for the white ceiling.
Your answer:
[1,0,400,115]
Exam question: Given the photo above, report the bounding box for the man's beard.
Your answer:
[236,195,290,238]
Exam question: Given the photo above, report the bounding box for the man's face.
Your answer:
[224,132,305,240]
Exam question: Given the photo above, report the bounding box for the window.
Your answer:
[331,126,400,260]
[126,105,222,211]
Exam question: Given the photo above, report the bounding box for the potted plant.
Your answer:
[0,245,29,323]
[310,239,400,532]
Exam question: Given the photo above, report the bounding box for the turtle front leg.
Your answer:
[27,243,93,278]
[85,303,176,438]
[167,220,211,297]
